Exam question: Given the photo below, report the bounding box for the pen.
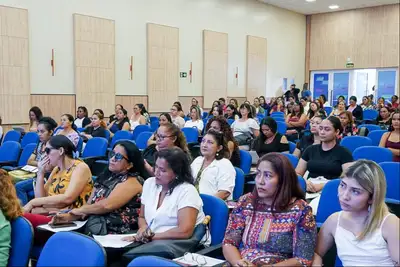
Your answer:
[58,209,72,214]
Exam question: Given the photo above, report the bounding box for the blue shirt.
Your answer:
[301,90,311,99]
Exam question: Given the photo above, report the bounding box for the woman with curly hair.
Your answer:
[0,170,23,265]
[206,116,240,167]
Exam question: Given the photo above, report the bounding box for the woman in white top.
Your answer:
[184,106,204,134]
[130,104,147,131]
[191,129,236,200]
[313,160,399,267]
[170,104,185,129]
[231,103,260,150]
[74,106,91,129]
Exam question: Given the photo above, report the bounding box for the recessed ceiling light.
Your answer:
[329,4,339,9]
[306,0,316,2]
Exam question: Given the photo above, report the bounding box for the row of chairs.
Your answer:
[0,131,39,148]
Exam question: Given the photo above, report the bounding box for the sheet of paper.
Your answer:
[93,234,136,248]
[174,254,225,266]
[37,220,87,233]
[21,165,38,173]
[306,192,321,199]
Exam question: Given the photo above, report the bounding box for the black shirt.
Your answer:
[253,133,290,157]
[302,144,353,179]
[296,135,314,156]
[84,126,107,139]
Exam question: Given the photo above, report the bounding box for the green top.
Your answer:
[0,210,11,267]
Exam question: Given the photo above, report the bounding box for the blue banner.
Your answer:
[332,72,349,106]
[313,73,329,100]
[377,70,396,103]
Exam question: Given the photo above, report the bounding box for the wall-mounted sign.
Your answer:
[180,72,187,78]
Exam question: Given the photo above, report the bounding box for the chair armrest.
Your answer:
[196,244,223,258]
[385,198,400,205]
[80,156,106,161]
[0,161,17,167]
[1,166,17,171]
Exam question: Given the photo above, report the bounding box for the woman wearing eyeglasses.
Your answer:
[170,104,185,129]
[80,113,108,142]
[51,141,148,236]
[23,135,93,229]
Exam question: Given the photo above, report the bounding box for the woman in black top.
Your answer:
[81,113,107,142]
[293,114,324,158]
[376,106,392,130]
[347,96,363,122]
[296,116,353,193]
[252,117,289,157]
[109,104,124,124]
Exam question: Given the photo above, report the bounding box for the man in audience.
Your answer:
[284,84,300,102]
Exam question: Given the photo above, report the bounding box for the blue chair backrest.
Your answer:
[273,116,285,122]
[276,121,287,135]
[20,132,39,148]
[233,167,245,200]
[200,194,229,246]
[239,150,252,175]
[77,128,85,132]
[132,125,152,141]
[2,130,21,144]
[0,141,21,163]
[357,124,381,132]
[202,112,208,119]
[297,175,306,193]
[324,106,333,115]
[149,116,159,123]
[270,111,284,117]
[380,162,400,201]
[150,120,160,132]
[282,153,299,168]
[353,146,393,163]
[37,232,106,267]
[9,217,34,267]
[110,131,133,147]
[75,137,83,157]
[18,143,37,166]
[316,179,341,227]
[136,131,153,150]
[182,127,199,143]
[363,109,378,121]
[82,137,108,158]
[367,130,387,146]
[128,256,181,267]
[340,136,372,153]
[104,129,110,141]
[227,119,234,126]
[288,141,296,153]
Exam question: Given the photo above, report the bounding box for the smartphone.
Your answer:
[49,222,77,229]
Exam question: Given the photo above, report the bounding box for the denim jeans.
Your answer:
[15,178,34,205]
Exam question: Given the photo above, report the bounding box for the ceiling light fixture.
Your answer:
[329,4,339,9]
[306,0,316,2]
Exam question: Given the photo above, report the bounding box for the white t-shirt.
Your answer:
[231,118,259,137]
[141,177,206,234]
[172,116,185,129]
[184,120,204,132]
[191,157,236,200]
[74,118,84,128]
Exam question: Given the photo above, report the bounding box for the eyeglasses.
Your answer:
[155,134,174,141]
[45,147,56,154]
[108,151,129,162]
[181,253,207,266]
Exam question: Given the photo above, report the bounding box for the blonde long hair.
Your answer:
[343,160,389,240]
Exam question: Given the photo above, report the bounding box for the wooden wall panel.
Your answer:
[74,14,115,116]
[178,96,204,114]
[305,15,311,82]
[115,95,149,116]
[31,95,76,123]
[147,23,179,112]
[203,30,228,109]
[246,36,267,101]
[0,6,30,124]
[309,4,400,70]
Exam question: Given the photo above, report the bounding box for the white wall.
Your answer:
[1,0,306,97]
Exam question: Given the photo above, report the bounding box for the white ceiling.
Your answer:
[259,0,399,14]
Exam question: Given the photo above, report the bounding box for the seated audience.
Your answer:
[51,141,148,235]
[229,98,239,109]
[313,160,399,266]
[191,129,236,200]
[300,96,310,114]
[361,96,375,110]
[29,106,43,132]
[376,97,386,110]
[307,101,322,119]
[391,95,399,109]
[54,114,80,147]
[173,102,185,118]
[219,98,227,112]
[109,104,123,124]
[108,108,130,136]
[330,101,346,117]
[259,96,270,115]
[318,94,329,108]
[147,113,173,146]
[130,104,147,131]
[379,109,400,162]
[74,106,91,129]
[184,106,204,134]
[224,104,240,121]
[170,104,185,128]
[223,153,316,266]
[347,96,363,122]
[293,114,324,158]
[80,112,107,141]
[338,111,358,139]
[377,106,392,130]
[231,103,259,149]
[296,116,353,193]
[253,117,289,157]
[285,102,308,142]
[0,170,23,266]
[270,98,285,114]
[253,97,265,116]
[189,98,203,116]
[209,105,223,118]
[93,108,104,117]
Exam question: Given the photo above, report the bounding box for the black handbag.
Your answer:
[84,215,108,236]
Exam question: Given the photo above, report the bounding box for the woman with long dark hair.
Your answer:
[253,117,289,157]
[29,106,43,132]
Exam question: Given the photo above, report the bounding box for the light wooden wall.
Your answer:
[31,95,76,123]
[246,36,267,101]
[203,30,228,109]
[147,23,179,113]
[0,6,30,125]
[309,4,400,70]
[178,96,204,114]
[73,14,115,116]
[115,95,149,117]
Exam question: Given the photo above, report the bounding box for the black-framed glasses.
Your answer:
[155,134,174,141]
[108,151,129,162]
[45,147,57,155]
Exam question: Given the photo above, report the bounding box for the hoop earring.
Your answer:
[216,152,219,157]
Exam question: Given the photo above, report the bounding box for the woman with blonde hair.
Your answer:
[313,160,399,266]
[0,170,23,265]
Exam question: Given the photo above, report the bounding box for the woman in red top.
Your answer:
[380,110,400,162]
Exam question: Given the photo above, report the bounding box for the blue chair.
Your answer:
[340,136,372,153]
[282,153,299,168]
[2,143,36,171]
[273,116,285,122]
[76,137,83,156]
[276,121,287,135]
[1,130,21,144]
[297,175,306,193]
[316,179,341,227]
[9,217,34,267]
[288,141,296,153]
[227,119,234,126]
[109,131,133,148]
[77,127,85,132]
[128,256,181,267]
[357,124,381,132]
[363,109,378,121]
[353,146,393,163]
[233,167,245,200]
[20,132,39,148]
[202,112,208,119]
[81,137,108,159]
[149,116,159,124]
[200,194,229,246]
[239,150,252,175]
[324,106,333,115]
[368,130,387,146]
[37,232,106,267]
[150,120,160,132]
[182,127,199,144]
[380,162,400,201]
[0,141,21,166]
[136,131,153,150]
[132,125,152,141]
[270,111,284,117]
[104,129,111,141]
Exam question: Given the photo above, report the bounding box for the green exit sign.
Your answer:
[180,72,187,78]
